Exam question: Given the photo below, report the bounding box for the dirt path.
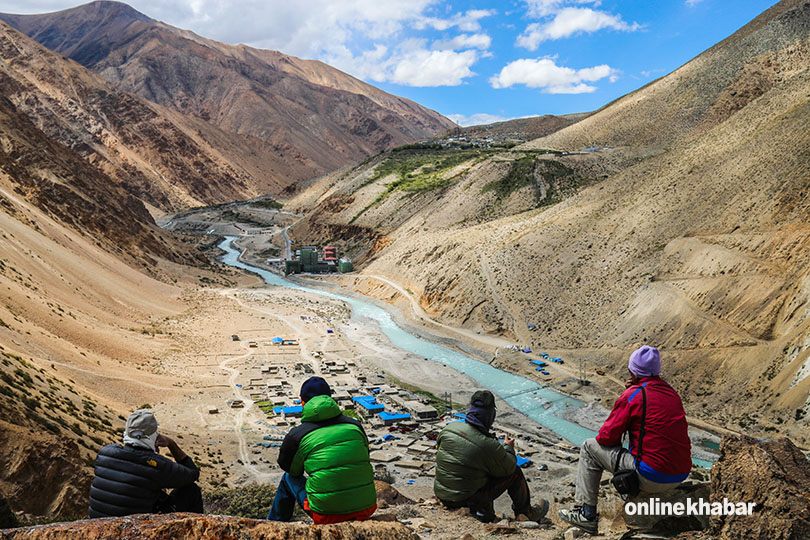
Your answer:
[360,274,510,352]
[218,345,275,482]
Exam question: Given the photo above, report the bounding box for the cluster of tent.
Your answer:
[528,353,564,376]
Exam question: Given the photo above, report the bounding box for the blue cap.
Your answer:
[300,376,331,402]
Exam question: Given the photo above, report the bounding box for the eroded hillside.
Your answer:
[0,52,244,520]
[0,1,454,188]
[0,21,295,212]
[287,0,810,441]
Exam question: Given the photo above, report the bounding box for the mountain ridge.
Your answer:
[0,1,455,185]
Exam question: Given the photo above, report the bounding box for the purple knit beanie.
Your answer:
[628,345,661,377]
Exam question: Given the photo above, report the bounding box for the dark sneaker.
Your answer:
[558,506,598,535]
[522,498,550,521]
[470,506,497,523]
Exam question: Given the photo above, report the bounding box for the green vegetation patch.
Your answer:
[251,198,283,210]
[342,408,361,421]
[481,156,538,200]
[350,147,498,223]
[481,156,583,208]
[204,484,307,519]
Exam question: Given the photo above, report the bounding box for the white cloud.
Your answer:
[518,7,641,49]
[414,9,496,32]
[490,57,618,93]
[326,45,480,87]
[523,0,599,18]
[432,33,492,51]
[390,49,479,86]
[685,0,704,5]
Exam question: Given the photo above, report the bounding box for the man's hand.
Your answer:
[504,435,516,448]
[624,376,635,389]
[155,434,187,462]
[155,434,173,450]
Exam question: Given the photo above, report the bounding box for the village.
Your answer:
[205,328,585,496]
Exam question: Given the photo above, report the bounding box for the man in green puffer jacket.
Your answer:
[434,390,549,522]
[267,376,377,524]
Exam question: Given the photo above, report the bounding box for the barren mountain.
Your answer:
[0,21,311,213]
[0,82,197,517]
[287,0,810,441]
[0,1,454,183]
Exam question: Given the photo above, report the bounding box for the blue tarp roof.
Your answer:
[516,455,532,468]
[271,337,283,343]
[272,406,303,414]
[353,395,385,411]
[379,412,411,421]
[523,349,532,353]
[530,360,547,366]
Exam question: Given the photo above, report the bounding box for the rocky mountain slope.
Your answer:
[0,21,305,213]
[0,1,454,187]
[286,0,810,442]
[0,83,199,518]
[0,514,419,539]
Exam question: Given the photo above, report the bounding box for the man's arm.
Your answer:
[277,432,297,473]
[484,436,517,477]
[155,435,200,488]
[596,392,633,447]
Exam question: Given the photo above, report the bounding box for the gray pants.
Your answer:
[575,438,681,506]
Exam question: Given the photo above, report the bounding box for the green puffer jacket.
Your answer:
[277,395,376,515]
[433,421,517,502]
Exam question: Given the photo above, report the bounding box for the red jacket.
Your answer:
[597,376,691,482]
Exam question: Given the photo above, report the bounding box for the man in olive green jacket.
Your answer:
[434,390,549,522]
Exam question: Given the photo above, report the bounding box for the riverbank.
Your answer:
[225,237,719,465]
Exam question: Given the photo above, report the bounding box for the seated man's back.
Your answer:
[434,420,517,502]
[433,390,547,522]
[268,377,377,524]
[88,409,201,518]
[279,394,377,517]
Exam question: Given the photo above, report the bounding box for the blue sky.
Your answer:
[4,0,782,125]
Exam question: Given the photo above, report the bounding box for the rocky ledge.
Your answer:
[0,513,418,540]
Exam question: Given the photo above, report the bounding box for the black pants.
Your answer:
[153,484,204,514]
[442,467,531,522]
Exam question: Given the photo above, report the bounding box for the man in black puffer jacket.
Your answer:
[88,409,202,518]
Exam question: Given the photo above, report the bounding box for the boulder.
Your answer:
[702,436,810,540]
[375,481,413,506]
[621,481,711,534]
[0,513,419,539]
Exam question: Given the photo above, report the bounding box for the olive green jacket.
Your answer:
[433,421,517,502]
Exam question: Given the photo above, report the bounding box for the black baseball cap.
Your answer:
[470,390,496,409]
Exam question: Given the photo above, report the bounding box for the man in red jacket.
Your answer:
[558,346,692,534]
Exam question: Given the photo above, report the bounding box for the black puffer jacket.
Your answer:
[88,444,199,518]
